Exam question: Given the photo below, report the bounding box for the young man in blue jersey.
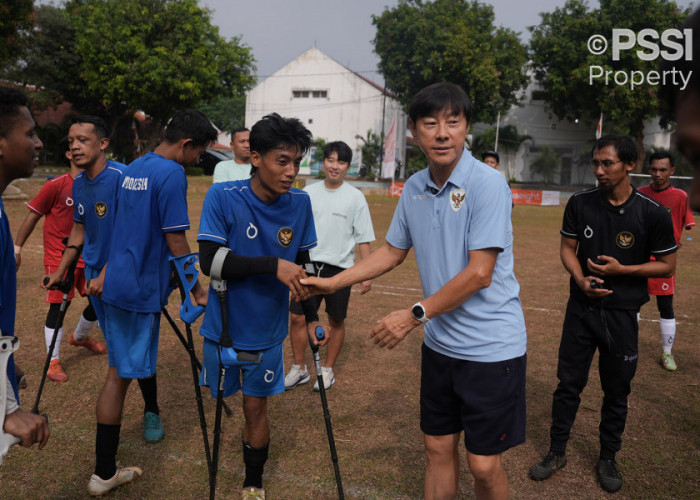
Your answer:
[197,113,325,499]
[80,110,214,496]
[0,87,50,457]
[302,83,527,500]
[44,116,165,448]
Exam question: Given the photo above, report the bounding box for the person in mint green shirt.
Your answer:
[213,127,251,183]
[284,141,375,392]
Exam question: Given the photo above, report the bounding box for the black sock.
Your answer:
[95,423,120,480]
[138,374,159,415]
[242,440,269,489]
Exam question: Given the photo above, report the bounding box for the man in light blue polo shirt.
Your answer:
[302,82,526,500]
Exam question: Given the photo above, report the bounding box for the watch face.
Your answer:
[412,304,424,319]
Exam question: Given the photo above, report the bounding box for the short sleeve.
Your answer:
[72,180,85,224]
[352,194,375,244]
[683,194,696,230]
[157,167,190,233]
[27,179,57,216]
[299,195,317,252]
[212,163,225,184]
[198,186,229,244]
[561,196,579,239]
[466,176,509,251]
[385,188,412,250]
[650,207,678,256]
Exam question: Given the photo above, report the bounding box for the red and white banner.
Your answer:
[595,112,603,139]
[388,182,404,197]
[381,114,397,179]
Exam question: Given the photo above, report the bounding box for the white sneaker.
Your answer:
[313,367,335,392]
[88,466,142,496]
[284,364,309,389]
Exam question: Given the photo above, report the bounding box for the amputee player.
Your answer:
[197,113,325,499]
[85,109,212,496]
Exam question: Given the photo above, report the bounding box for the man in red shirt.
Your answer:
[638,151,695,371]
[14,145,105,383]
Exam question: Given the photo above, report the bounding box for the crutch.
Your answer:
[309,325,344,499]
[33,241,82,414]
[0,336,21,465]
[208,247,263,500]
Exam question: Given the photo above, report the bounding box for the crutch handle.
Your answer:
[315,326,325,341]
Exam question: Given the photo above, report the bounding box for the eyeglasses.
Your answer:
[591,160,622,168]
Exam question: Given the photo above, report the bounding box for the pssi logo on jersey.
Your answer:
[95,202,107,218]
[277,227,293,247]
[450,189,466,212]
[616,231,634,249]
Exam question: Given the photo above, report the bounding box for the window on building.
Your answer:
[292,89,328,99]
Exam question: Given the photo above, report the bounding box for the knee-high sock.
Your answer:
[45,326,62,360]
[95,423,120,480]
[73,314,97,341]
[660,318,676,354]
[137,374,159,415]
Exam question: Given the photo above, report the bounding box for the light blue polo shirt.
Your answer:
[386,148,526,362]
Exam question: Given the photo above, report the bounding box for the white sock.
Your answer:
[636,312,641,323]
[660,318,676,354]
[45,326,63,360]
[73,314,97,341]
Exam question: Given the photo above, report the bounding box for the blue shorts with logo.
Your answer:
[200,340,284,398]
[103,303,160,379]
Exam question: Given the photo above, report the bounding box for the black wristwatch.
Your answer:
[411,302,429,324]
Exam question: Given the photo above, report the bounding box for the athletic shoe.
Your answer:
[143,412,164,443]
[69,332,107,354]
[284,364,310,390]
[596,458,622,492]
[661,352,677,371]
[241,486,265,499]
[529,451,567,481]
[47,359,68,383]
[313,367,335,392]
[88,466,142,496]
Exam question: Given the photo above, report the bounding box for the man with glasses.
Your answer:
[529,135,677,493]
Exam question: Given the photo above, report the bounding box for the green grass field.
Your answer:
[1,175,698,499]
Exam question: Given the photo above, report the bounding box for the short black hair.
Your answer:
[593,135,638,164]
[408,82,472,125]
[0,87,29,137]
[323,141,352,164]
[164,109,218,147]
[71,115,110,140]
[482,150,499,163]
[249,113,312,158]
[648,150,676,168]
[231,127,249,137]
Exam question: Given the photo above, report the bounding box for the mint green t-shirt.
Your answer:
[212,160,251,183]
[305,180,375,268]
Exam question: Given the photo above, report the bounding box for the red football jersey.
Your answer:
[638,184,695,243]
[26,173,85,268]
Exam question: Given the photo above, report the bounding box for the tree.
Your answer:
[33,0,257,128]
[197,96,246,134]
[372,0,528,123]
[529,0,690,171]
[0,0,34,65]
[355,130,384,179]
[529,145,560,184]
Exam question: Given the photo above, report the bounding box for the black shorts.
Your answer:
[289,262,352,321]
[420,343,526,456]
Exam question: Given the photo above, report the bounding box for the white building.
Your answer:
[472,78,672,185]
[245,47,406,175]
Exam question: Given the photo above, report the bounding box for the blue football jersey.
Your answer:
[102,153,189,313]
[198,180,316,350]
[73,161,125,280]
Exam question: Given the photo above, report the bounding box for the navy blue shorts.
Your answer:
[289,262,351,321]
[420,343,526,456]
